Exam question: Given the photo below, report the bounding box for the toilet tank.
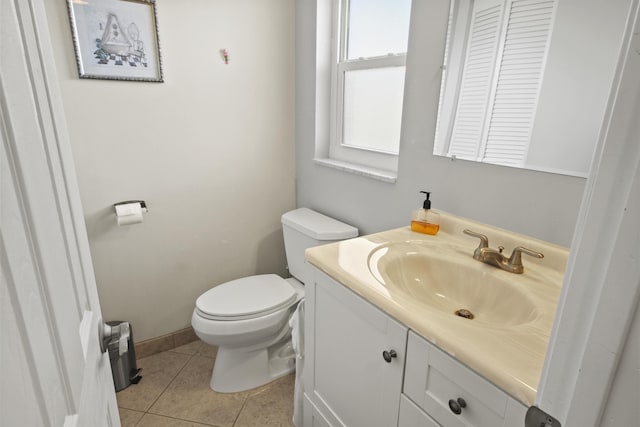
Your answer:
[281,208,358,283]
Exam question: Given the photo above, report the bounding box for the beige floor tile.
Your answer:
[234,374,296,427]
[171,340,217,358]
[196,342,218,359]
[149,355,248,427]
[117,351,191,412]
[171,339,203,355]
[118,408,145,427]
[137,413,212,427]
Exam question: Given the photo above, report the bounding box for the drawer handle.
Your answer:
[382,349,397,363]
[448,398,467,415]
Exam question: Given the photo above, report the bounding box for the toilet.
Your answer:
[191,208,358,393]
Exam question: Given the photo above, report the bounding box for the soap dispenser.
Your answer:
[411,191,440,235]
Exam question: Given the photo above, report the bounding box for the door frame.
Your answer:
[536,1,640,425]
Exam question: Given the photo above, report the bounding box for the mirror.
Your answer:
[433,0,626,178]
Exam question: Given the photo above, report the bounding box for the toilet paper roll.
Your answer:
[115,202,144,226]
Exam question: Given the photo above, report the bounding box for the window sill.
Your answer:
[313,158,397,184]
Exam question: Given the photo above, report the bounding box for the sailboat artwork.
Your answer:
[94,13,148,67]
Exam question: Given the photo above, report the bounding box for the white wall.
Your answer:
[296,0,630,247]
[528,0,633,176]
[45,0,296,341]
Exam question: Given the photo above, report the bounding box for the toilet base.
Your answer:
[211,338,296,393]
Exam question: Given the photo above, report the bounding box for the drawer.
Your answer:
[403,331,526,427]
[399,394,441,427]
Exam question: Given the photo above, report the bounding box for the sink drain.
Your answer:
[455,309,474,320]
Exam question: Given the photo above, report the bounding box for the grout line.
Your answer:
[138,412,220,427]
[129,345,201,426]
[132,409,143,427]
[120,350,296,427]
[231,393,251,427]
[146,349,197,410]
[125,341,278,427]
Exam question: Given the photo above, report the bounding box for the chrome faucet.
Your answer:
[463,229,544,274]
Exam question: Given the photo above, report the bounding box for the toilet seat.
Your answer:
[195,274,297,321]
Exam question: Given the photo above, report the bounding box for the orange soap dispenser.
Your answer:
[411,191,440,235]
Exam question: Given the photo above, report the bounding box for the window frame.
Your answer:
[327,0,409,173]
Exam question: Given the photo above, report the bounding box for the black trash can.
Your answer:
[107,321,142,391]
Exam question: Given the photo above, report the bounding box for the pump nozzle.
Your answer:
[419,191,432,209]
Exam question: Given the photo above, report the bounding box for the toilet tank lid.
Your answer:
[281,208,358,241]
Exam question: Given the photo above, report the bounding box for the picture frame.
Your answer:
[67,0,163,82]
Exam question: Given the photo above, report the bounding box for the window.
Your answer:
[325,0,412,175]
[434,0,556,167]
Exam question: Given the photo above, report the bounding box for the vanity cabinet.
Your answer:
[303,269,408,427]
[304,267,527,427]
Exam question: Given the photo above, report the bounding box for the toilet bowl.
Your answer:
[192,208,358,393]
[192,275,304,392]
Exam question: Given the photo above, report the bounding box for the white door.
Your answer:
[1,0,120,426]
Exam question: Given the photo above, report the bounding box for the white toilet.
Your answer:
[191,208,358,393]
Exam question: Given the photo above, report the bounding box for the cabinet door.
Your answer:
[303,393,335,427]
[306,269,408,427]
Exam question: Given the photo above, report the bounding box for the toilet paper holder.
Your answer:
[113,200,148,226]
[113,200,148,212]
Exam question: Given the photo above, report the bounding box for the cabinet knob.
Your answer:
[382,349,397,363]
[448,398,467,415]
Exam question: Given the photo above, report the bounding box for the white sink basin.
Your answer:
[368,243,539,327]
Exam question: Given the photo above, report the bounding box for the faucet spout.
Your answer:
[477,247,509,269]
[463,229,544,274]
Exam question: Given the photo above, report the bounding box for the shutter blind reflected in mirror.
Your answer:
[448,0,556,166]
[448,0,505,160]
[483,0,555,166]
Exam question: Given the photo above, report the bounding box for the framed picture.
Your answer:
[67,0,163,82]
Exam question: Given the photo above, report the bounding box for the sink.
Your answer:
[368,243,539,327]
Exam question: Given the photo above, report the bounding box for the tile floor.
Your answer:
[117,340,296,427]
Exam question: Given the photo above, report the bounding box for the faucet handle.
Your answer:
[463,229,489,249]
[508,246,544,273]
[463,229,490,261]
